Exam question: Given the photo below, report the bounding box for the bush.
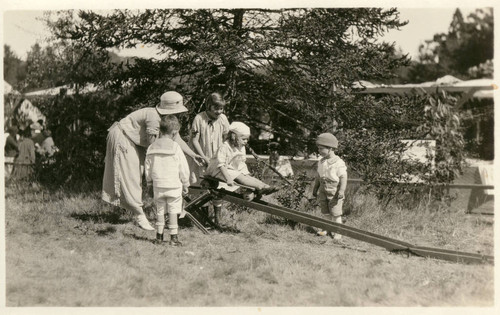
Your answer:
[32,91,134,190]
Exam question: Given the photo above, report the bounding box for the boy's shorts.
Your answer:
[154,187,183,214]
[318,189,343,217]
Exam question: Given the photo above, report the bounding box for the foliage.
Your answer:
[23,42,115,92]
[467,59,493,79]
[407,8,493,82]
[335,90,466,200]
[461,98,494,160]
[18,8,467,194]
[3,45,26,89]
[31,92,133,189]
[46,8,409,153]
[415,91,465,182]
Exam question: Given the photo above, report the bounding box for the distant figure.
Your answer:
[206,122,278,195]
[312,133,347,240]
[145,115,190,246]
[4,126,19,178]
[265,142,294,178]
[37,130,57,158]
[12,98,45,131]
[30,121,45,146]
[11,128,36,181]
[188,92,229,225]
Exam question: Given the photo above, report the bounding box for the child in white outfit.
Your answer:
[206,121,278,195]
[312,133,348,240]
[145,115,190,246]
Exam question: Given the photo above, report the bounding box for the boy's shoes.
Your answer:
[316,230,343,240]
[136,214,154,231]
[259,186,279,195]
[214,206,224,226]
[333,233,342,240]
[169,234,182,247]
[153,233,164,244]
[316,230,331,237]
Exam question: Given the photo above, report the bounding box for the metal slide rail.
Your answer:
[190,186,493,264]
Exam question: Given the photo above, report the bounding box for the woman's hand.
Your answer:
[193,154,207,167]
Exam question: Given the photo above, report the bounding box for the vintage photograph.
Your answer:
[2,0,496,311]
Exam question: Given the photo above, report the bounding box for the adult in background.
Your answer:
[4,126,19,178]
[11,127,36,181]
[37,129,57,158]
[102,91,204,230]
[30,121,45,146]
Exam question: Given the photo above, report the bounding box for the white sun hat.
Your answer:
[229,121,251,136]
[156,91,188,115]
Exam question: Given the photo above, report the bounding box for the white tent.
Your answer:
[4,80,20,95]
[24,83,100,97]
[353,76,495,100]
[14,99,46,130]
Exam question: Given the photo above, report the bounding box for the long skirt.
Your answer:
[102,123,146,215]
[4,156,15,178]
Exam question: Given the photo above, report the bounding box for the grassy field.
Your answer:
[4,182,494,307]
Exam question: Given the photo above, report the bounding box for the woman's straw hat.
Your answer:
[156,91,188,115]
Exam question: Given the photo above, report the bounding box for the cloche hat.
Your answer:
[156,91,188,115]
[229,122,251,136]
[316,133,338,149]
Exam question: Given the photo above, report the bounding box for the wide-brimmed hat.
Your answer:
[156,91,188,115]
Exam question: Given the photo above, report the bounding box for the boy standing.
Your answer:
[312,133,347,240]
[146,115,190,246]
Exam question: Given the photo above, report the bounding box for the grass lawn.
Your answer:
[3,183,494,307]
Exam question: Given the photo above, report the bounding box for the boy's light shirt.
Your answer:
[145,137,190,189]
[317,154,347,187]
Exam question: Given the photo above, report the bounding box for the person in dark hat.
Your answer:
[102,91,205,231]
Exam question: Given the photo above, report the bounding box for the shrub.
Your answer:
[32,91,133,190]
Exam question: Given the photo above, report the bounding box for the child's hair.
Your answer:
[159,115,180,135]
[8,125,18,135]
[206,93,225,109]
[227,131,239,147]
[20,127,31,138]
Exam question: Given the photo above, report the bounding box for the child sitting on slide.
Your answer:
[206,121,278,195]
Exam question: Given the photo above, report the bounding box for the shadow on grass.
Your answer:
[124,233,154,243]
[215,225,241,234]
[95,226,117,236]
[71,207,131,225]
